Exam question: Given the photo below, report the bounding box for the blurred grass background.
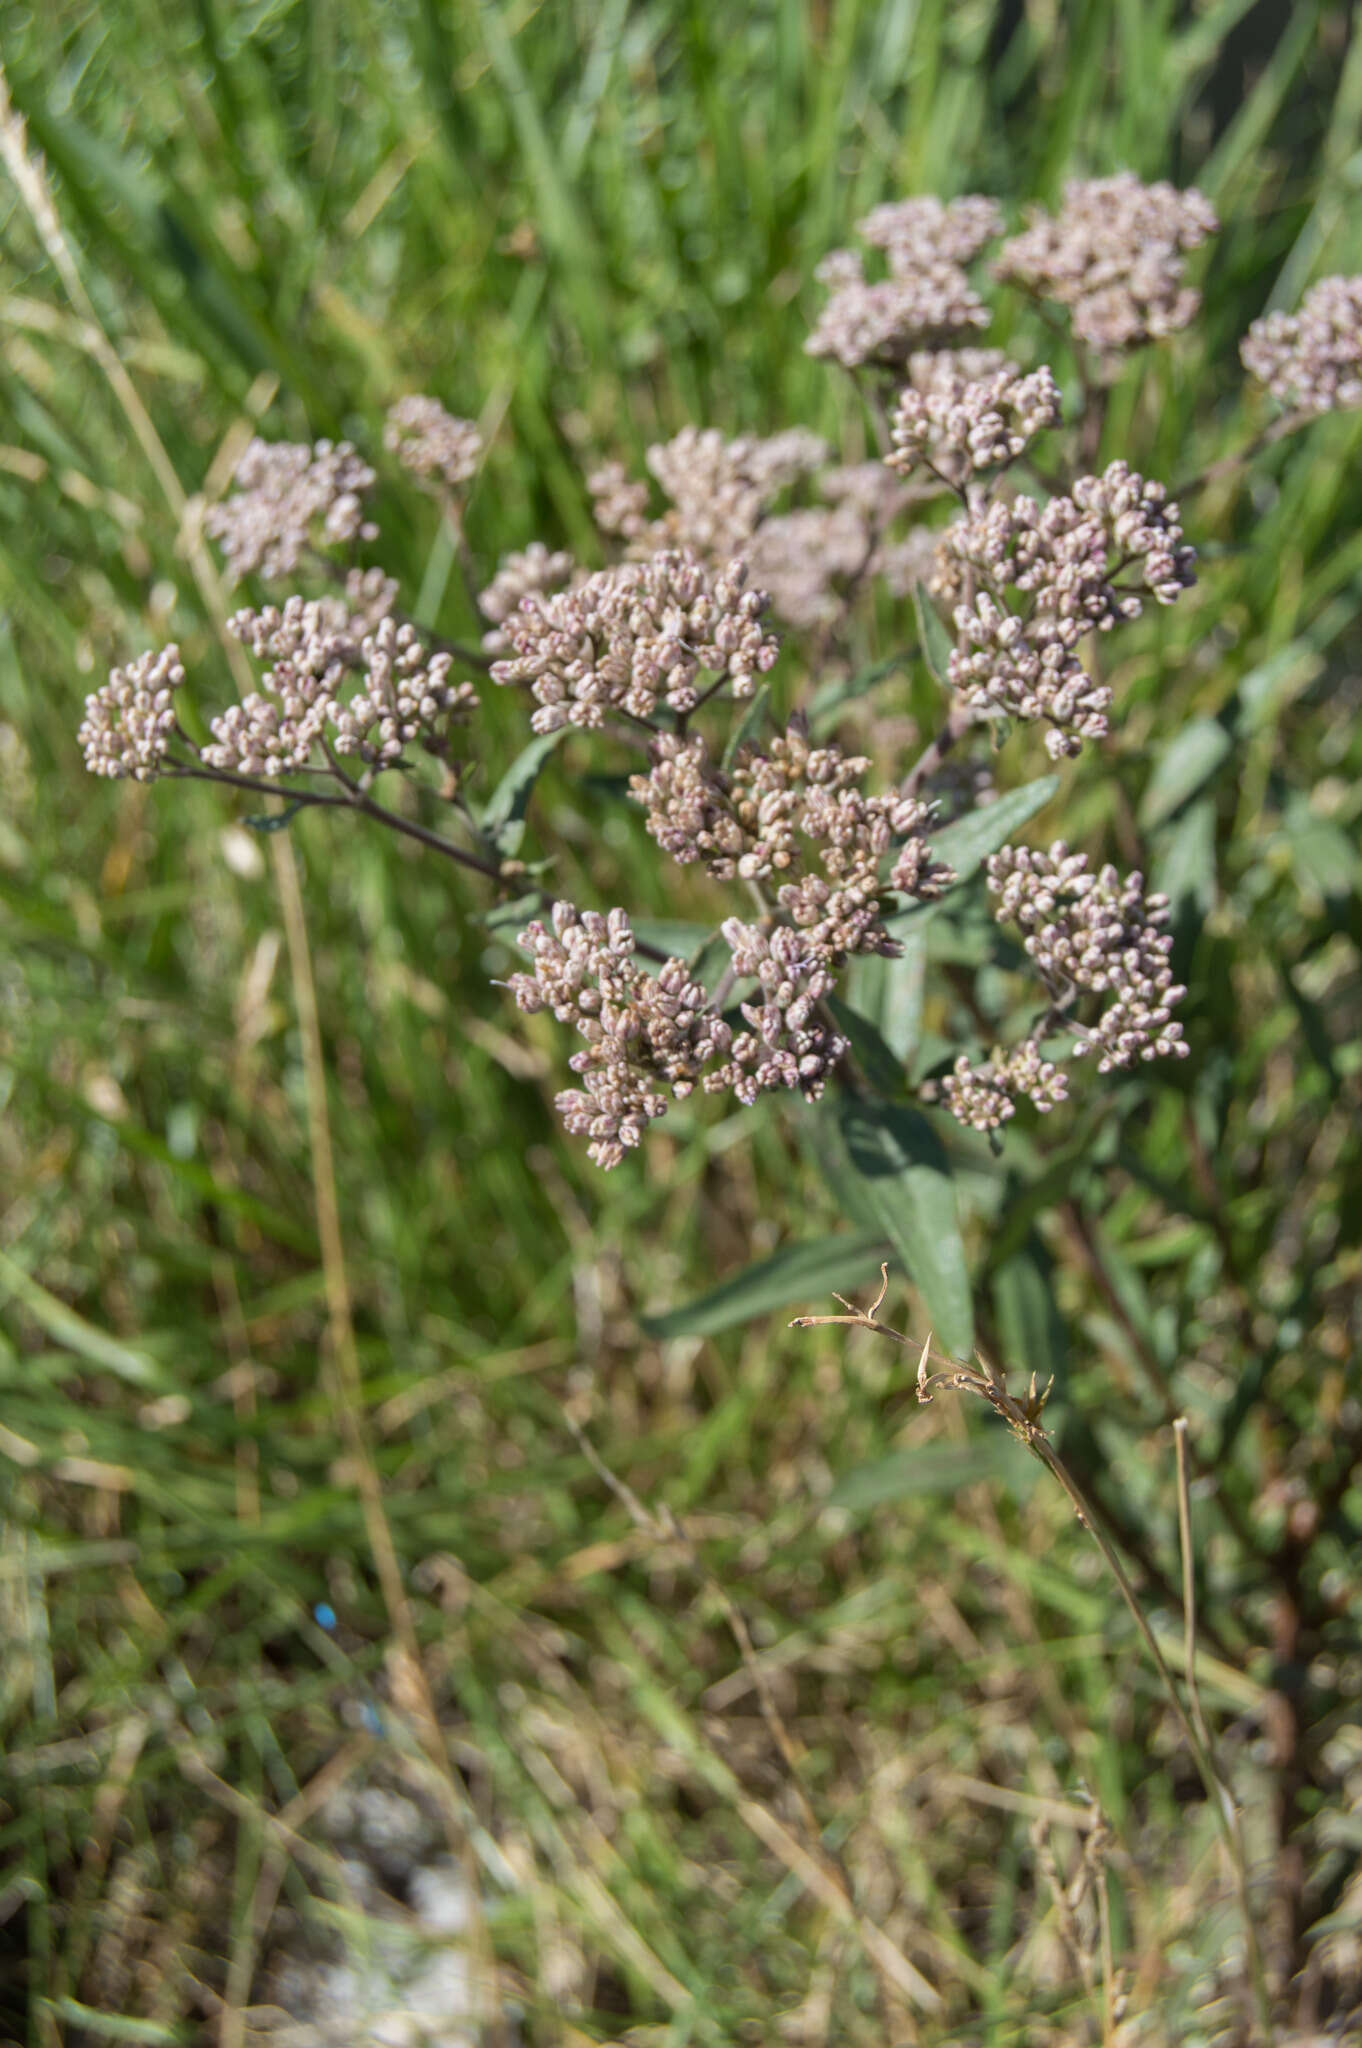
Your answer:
[3,1,1362,2041]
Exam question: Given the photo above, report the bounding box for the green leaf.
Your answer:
[914,581,955,687]
[630,919,717,962]
[244,801,307,833]
[1282,792,1361,902]
[834,1099,974,1358]
[826,997,905,1096]
[829,1434,1035,1512]
[1154,797,1217,916]
[879,924,928,1064]
[480,730,566,855]
[1139,717,1233,828]
[0,1250,166,1389]
[991,1238,1069,1380]
[642,1230,890,1340]
[482,891,544,942]
[808,653,909,737]
[926,775,1060,888]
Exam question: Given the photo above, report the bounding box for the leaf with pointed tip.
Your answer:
[835,1098,974,1358]
[927,775,1060,887]
[244,801,307,833]
[480,729,566,854]
[642,1230,891,1340]
[722,684,771,768]
[914,581,955,687]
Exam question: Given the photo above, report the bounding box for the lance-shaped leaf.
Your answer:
[834,1098,974,1358]
[927,773,1060,887]
[914,581,955,687]
[479,729,566,854]
[642,1229,891,1340]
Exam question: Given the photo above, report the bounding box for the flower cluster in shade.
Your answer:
[945,840,1187,1133]
[383,396,483,490]
[206,599,477,774]
[488,550,779,732]
[888,352,1063,486]
[943,1037,1069,1133]
[938,461,1195,758]
[78,644,185,781]
[1241,275,1362,417]
[994,174,1217,354]
[805,196,1002,369]
[204,438,379,582]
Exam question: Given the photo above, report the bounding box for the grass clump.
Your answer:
[3,6,1362,2045]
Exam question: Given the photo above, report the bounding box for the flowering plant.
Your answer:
[78,176,1351,1364]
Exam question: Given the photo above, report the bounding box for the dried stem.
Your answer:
[791,1265,1275,2043]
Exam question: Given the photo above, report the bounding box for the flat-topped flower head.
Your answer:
[944,1039,1069,1132]
[591,427,830,563]
[988,841,1188,1072]
[806,194,1001,369]
[703,919,847,1107]
[939,461,1195,757]
[858,196,1004,270]
[79,645,184,781]
[1241,276,1362,416]
[384,396,483,490]
[630,724,952,922]
[506,902,731,1167]
[489,551,779,733]
[201,597,476,778]
[995,174,1217,354]
[205,438,378,582]
[888,356,1063,484]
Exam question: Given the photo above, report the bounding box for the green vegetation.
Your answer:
[3,4,1362,2042]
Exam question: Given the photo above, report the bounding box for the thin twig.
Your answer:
[1174,1417,1212,1751]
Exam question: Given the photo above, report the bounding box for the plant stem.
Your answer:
[170,760,508,881]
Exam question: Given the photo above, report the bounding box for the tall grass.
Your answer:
[3,3,1362,2042]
